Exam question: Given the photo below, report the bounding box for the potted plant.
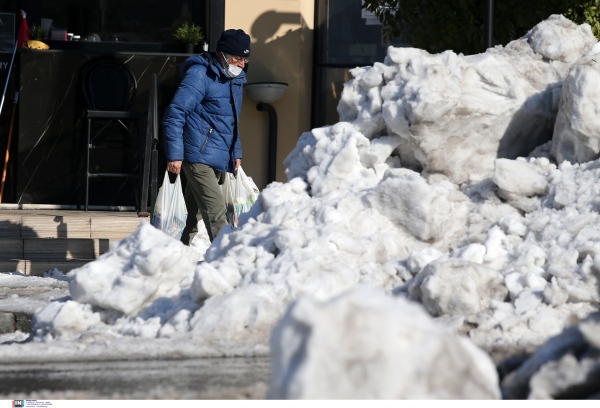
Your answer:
[29,24,46,41]
[173,23,204,54]
[23,24,49,50]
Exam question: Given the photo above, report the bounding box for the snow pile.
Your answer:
[501,312,600,399]
[0,16,598,386]
[32,300,102,339]
[529,14,597,63]
[338,14,596,184]
[268,286,501,399]
[409,258,508,317]
[68,224,199,315]
[552,51,600,164]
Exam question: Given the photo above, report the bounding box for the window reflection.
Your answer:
[313,0,409,127]
[40,0,203,43]
[318,68,351,126]
[317,0,408,65]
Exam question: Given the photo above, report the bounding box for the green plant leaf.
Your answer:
[173,23,204,45]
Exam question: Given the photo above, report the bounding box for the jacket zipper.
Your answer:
[201,128,213,153]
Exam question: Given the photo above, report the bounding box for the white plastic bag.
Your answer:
[152,171,188,239]
[221,166,259,229]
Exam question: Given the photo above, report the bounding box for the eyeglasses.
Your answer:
[231,55,249,63]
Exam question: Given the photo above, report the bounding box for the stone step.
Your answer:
[0,311,33,334]
[0,259,92,276]
[91,216,144,240]
[0,238,118,261]
[21,214,91,238]
[0,210,145,239]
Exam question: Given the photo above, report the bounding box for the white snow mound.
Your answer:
[338,14,596,184]
[69,221,199,315]
[552,53,600,164]
[268,286,501,399]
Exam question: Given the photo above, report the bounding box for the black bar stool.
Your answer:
[81,60,143,211]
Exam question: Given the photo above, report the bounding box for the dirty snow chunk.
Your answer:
[337,64,387,139]
[499,214,528,236]
[492,159,548,197]
[528,353,600,399]
[43,268,68,281]
[32,300,101,339]
[362,168,469,251]
[268,287,501,399]
[68,221,200,315]
[530,15,597,63]
[190,221,211,259]
[409,259,508,317]
[552,54,600,164]
[366,14,590,184]
[0,330,29,344]
[190,287,283,345]
[407,247,444,274]
[450,243,487,264]
[501,314,600,399]
[191,262,235,299]
[287,123,392,196]
[283,131,317,181]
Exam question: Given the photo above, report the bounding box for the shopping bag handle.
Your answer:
[167,171,178,184]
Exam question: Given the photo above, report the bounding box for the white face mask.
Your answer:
[221,52,243,77]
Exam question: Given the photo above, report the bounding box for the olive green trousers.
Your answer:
[181,162,228,244]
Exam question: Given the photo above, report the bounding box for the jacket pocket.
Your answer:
[200,128,213,153]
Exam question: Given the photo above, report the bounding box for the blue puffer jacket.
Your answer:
[163,52,245,173]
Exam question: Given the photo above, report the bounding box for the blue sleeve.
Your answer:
[162,67,205,162]
[233,134,242,160]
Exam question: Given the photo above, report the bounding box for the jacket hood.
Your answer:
[180,52,247,80]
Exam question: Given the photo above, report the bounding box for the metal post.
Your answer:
[257,102,277,184]
[209,0,226,51]
[85,118,91,212]
[150,150,158,218]
[484,0,494,50]
[138,73,154,217]
[150,74,159,217]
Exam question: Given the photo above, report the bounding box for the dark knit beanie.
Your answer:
[216,29,251,57]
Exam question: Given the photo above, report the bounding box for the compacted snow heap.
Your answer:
[336,14,596,185]
[268,286,501,399]
[2,14,600,398]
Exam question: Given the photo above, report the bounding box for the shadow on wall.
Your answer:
[0,217,103,275]
[240,11,312,189]
[247,11,306,83]
[0,220,37,273]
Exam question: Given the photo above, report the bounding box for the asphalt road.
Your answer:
[0,357,271,399]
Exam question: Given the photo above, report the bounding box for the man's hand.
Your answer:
[235,158,241,171]
[167,161,182,174]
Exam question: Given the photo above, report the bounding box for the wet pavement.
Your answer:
[0,357,271,399]
[0,274,272,399]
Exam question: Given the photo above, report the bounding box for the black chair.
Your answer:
[81,60,144,212]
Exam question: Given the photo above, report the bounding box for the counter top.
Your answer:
[19,40,199,56]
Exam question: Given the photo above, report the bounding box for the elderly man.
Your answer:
[163,29,250,244]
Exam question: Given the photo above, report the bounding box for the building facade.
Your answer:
[0,0,405,204]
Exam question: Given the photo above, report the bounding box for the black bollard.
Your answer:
[257,102,277,184]
[484,0,494,50]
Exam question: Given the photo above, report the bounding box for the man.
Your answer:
[163,29,250,244]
